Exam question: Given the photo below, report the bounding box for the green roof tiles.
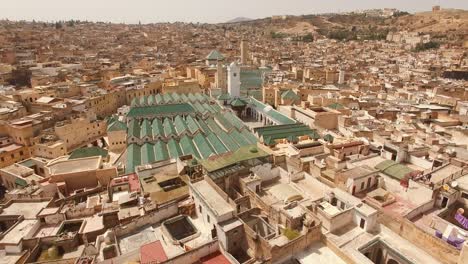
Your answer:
[230,98,247,107]
[154,141,169,161]
[216,130,240,151]
[141,119,152,139]
[215,113,234,131]
[131,97,139,107]
[224,112,245,130]
[127,104,195,118]
[196,119,211,134]
[163,118,176,137]
[126,144,141,173]
[174,115,188,135]
[141,143,155,165]
[217,93,231,101]
[247,97,296,125]
[230,130,250,146]
[375,160,414,180]
[163,93,173,103]
[128,119,140,138]
[108,120,127,132]
[155,94,164,104]
[148,95,156,105]
[180,93,189,102]
[140,96,148,106]
[205,133,229,154]
[179,135,200,159]
[241,129,258,144]
[188,93,197,102]
[240,68,270,90]
[193,133,215,159]
[201,144,269,172]
[206,50,224,61]
[281,90,300,100]
[186,115,201,134]
[69,147,108,160]
[152,119,164,137]
[167,138,182,159]
[172,93,181,102]
[327,103,344,110]
[254,123,319,145]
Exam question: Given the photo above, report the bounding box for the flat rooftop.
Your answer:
[47,156,101,175]
[1,201,49,219]
[0,220,38,245]
[191,180,233,218]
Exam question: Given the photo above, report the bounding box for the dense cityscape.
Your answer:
[0,3,467,264]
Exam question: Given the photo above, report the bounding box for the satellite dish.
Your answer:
[451,181,458,188]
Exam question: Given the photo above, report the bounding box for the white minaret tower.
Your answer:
[228,61,241,98]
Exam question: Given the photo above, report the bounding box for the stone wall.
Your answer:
[378,212,460,264]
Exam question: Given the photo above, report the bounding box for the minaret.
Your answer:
[240,39,248,65]
[215,61,227,91]
[228,62,241,98]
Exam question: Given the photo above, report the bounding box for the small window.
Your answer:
[207,215,210,223]
[199,205,202,213]
[462,192,468,199]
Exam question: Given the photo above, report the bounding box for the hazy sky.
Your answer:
[2,0,467,24]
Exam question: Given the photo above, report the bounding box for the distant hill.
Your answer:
[226,9,467,42]
[226,17,253,23]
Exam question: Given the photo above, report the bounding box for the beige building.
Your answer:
[54,116,107,151]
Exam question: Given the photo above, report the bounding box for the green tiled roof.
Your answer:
[281,90,300,100]
[201,144,269,172]
[163,93,173,103]
[107,115,117,125]
[375,160,414,180]
[174,115,188,135]
[224,112,245,130]
[180,93,189,102]
[172,93,181,102]
[154,141,169,161]
[206,50,224,61]
[163,117,176,137]
[254,123,320,146]
[152,119,164,137]
[241,129,258,144]
[108,120,127,132]
[140,96,148,106]
[205,133,229,154]
[148,95,156,105]
[217,130,241,151]
[127,103,195,118]
[217,93,231,101]
[215,113,234,131]
[69,147,108,160]
[131,97,139,107]
[240,68,271,90]
[230,130,250,146]
[327,103,344,110]
[188,93,197,102]
[193,134,215,159]
[128,119,140,138]
[141,119,152,138]
[186,115,201,134]
[141,143,155,165]
[155,94,164,104]
[248,97,296,125]
[179,135,200,159]
[196,119,211,134]
[230,98,247,107]
[126,144,141,173]
[167,138,182,159]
